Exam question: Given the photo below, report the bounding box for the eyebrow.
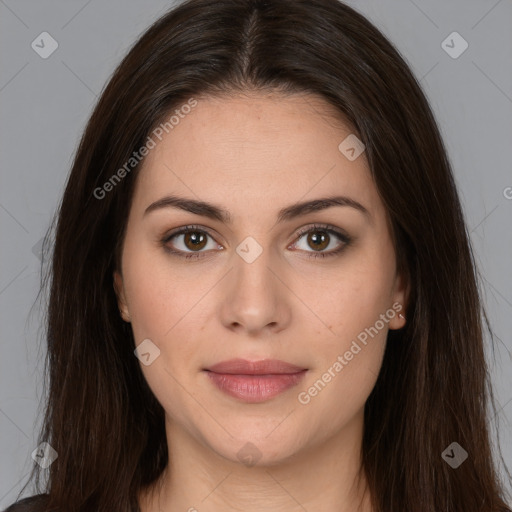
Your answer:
[144,194,371,224]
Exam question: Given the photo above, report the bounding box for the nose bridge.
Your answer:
[232,238,277,303]
[219,236,290,334]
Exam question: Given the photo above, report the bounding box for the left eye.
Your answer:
[291,226,350,256]
[293,225,352,258]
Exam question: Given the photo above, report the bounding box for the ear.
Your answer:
[113,270,131,323]
[388,270,410,330]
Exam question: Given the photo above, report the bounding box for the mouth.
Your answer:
[203,358,308,403]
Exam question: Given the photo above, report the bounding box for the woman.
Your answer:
[5,0,511,510]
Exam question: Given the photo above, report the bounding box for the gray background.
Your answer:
[1,0,511,507]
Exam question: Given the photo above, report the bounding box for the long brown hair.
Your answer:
[7,0,511,511]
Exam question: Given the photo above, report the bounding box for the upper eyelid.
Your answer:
[294,223,349,239]
[163,224,220,243]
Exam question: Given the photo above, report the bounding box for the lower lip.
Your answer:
[205,370,307,403]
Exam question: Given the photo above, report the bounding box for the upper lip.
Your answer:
[205,358,307,375]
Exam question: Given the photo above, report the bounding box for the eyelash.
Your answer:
[161,223,352,260]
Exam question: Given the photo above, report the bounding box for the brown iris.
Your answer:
[184,231,207,251]
[307,230,329,251]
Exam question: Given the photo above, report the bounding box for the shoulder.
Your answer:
[2,494,50,512]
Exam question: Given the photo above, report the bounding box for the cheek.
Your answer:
[306,244,396,343]
[296,309,387,432]
[295,241,395,405]
[122,239,211,378]
[122,245,205,426]
[121,238,189,340]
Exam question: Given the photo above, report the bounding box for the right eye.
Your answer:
[161,225,223,259]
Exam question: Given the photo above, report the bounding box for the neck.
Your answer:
[140,408,373,512]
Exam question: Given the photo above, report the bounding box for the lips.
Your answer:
[204,358,308,403]
[205,358,306,375]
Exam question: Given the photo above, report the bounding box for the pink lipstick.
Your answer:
[204,358,307,403]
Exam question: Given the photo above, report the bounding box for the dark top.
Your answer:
[4,493,511,512]
[2,495,50,512]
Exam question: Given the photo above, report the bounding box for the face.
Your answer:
[113,91,408,467]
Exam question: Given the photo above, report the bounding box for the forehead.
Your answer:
[130,92,383,223]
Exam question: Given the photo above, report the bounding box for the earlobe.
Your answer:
[113,270,131,323]
[389,302,407,330]
[390,272,409,330]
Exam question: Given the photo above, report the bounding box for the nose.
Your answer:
[218,245,292,336]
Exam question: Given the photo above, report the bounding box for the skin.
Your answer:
[113,91,409,512]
